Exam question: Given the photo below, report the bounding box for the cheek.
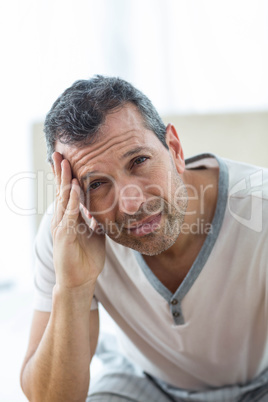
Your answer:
[84,190,117,219]
[144,168,171,199]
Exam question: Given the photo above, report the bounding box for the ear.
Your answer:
[165,124,185,174]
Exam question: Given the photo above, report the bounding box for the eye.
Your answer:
[132,156,148,166]
[89,181,103,191]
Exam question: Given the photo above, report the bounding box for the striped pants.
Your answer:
[87,334,268,402]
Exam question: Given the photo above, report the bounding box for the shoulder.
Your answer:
[222,157,268,200]
[217,158,268,252]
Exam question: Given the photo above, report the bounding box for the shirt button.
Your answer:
[171,299,178,305]
[173,311,180,317]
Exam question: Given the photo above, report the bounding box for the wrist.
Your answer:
[53,281,96,313]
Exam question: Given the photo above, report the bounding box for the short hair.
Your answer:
[44,75,168,163]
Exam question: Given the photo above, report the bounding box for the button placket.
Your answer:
[170,297,184,325]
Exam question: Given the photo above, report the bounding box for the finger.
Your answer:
[51,153,64,230]
[80,204,101,232]
[54,158,74,227]
[52,152,63,210]
[80,204,92,220]
[77,213,105,242]
[52,153,73,227]
[52,152,63,187]
[90,216,100,231]
[60,159,73,205]
[61,179,81,235]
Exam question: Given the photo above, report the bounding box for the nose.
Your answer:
[118,183,146,215]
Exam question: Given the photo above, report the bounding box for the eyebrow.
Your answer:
[81,170,100,181]
[120,146,152,160]
[81,146,152,182]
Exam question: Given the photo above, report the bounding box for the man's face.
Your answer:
[55,104,188,256]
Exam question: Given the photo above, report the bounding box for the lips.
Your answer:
[126,213,162,236]
[126,213,161,229]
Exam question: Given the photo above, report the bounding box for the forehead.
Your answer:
[55,104,163,175]
[102,103,146,134]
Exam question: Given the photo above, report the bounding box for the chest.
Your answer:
[143,238,206,294]
[149,264,190,293]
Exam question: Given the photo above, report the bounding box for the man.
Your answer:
[21,76,268,401]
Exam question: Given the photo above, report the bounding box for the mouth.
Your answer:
[126,213,162,237]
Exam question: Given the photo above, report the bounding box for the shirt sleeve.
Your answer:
[33,202,99,311]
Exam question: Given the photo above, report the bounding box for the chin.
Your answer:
[107,231,179,256]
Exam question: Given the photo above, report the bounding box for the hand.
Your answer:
[51,152,106,289]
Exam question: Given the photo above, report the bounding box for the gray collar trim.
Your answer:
[133,153,229,325]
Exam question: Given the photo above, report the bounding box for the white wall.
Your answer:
[2,0,268,284]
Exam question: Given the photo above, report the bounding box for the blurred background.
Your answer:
[1,0,268,400]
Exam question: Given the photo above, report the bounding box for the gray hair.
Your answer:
[44,75,168,163]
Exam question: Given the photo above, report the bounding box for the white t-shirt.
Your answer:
[33,154,268,391]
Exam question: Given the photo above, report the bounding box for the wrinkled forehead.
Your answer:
[56,106,147,150]
[55,131,151,162]
[54,105,164,178]
[98,103,148,138]
[55,103,147,151]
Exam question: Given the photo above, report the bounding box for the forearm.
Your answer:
[21,283,95,402]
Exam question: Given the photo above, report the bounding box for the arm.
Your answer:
[20,305,99,402]
[20,152,105,402]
